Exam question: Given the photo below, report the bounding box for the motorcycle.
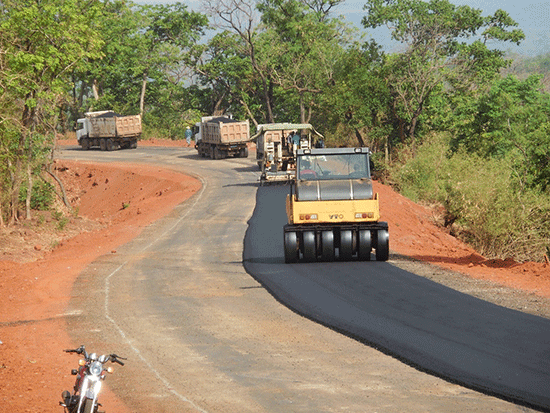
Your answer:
[60,345,126,413]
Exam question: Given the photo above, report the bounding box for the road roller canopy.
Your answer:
[296,147,371,182]
[294,148,374,201]
[251,123,324,142]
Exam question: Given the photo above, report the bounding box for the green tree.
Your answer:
[76,0,144,115]
[202,0,353,124]
[456,74,550,191]
[195,31,260,121]
[394,132,550,262]
[136,3,208,116]
[0,0,103,224]
[315,41,391,150]
[362,0,525,146]
[258,0,352,123]
[75,1,208,131]
[203,0,278,123]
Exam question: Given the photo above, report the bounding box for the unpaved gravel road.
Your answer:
[58,146,545,413]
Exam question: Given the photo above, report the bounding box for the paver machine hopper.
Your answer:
[253,123,323,185]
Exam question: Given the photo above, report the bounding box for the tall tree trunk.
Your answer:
[408,103,424,153]
[10,101,34,224]
[92,79,100,100]
[46,165,71,209]
[80,81,87,110]
[140,72,147,116]
[263,78,274,123]
[398,119,406,143]
[9,157,22,224]
[299,92,306,124]
[25,163,32,220]
[213,92,226,115]
[306,105,312,124]
[239,96,258,128]
[354,128,366,147]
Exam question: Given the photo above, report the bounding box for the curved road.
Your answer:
[245,186,550,412]
[58,145,549,413]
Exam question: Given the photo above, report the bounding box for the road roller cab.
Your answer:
[284,147,389,263]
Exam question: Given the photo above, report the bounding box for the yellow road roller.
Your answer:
[284,147,389,262]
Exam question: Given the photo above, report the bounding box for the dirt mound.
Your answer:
[374,181,550,297]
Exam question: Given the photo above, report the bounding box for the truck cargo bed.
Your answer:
[202,117,249,144]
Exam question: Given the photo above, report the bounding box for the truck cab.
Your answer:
[76,118,89,141]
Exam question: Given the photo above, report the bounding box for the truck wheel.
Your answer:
[209,146,215,159]
[106,138,115,151]
[240,147,249,158]
[375,229,389,261]
[321,230,335,262]
[358,230,372,261]
[340,230,353,261]
[302,231,316,262]
[214,147,222,159]
[130,140,137,149]
[284,232,299,263]
[81,139,90,150]
[99,139,106,151]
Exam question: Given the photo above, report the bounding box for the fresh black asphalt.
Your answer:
[243,185,550,412]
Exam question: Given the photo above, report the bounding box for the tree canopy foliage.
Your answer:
[1,0,549,262]
[0,0,104,224]
[362,0,525,145]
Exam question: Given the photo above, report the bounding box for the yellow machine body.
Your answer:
[286,193,380,225]
[283,147,389,263]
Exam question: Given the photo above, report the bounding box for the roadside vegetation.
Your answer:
[1,0,548,262]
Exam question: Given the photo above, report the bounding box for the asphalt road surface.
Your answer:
[244,185,550,412]
[58,145,549,413]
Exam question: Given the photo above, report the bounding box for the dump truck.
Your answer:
[76,111,141,151]
[252,123,323,185]
[194,116,250,159]
[283,147,389,263]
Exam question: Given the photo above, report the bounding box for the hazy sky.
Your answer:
[137,0,550,56]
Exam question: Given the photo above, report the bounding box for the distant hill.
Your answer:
[504,51,550,92]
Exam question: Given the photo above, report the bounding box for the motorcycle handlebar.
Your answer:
[64,347,126,366]
[110,354,126,366]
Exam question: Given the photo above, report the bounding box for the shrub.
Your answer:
[391,132,451,202]
[19,179,55,211]
[391,133,550,262]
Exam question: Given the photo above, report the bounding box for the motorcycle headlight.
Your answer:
[89,361,103,376]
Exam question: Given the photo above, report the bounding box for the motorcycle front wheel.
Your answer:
[83,398,95,413]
